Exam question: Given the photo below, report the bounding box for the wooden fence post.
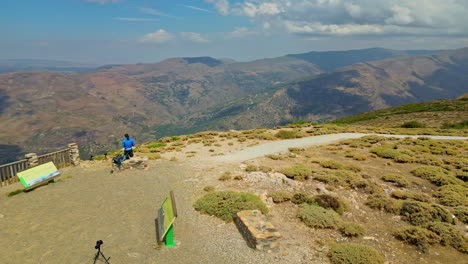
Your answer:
[68,143,80,166]
[25,153,39,168]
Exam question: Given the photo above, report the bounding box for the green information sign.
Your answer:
[16,162,60,189]
[157,191,177,247]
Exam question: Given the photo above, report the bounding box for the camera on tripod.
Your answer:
[95,240,103,249]
[93,240,110,264]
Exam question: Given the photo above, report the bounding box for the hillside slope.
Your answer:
[188,48,468,131]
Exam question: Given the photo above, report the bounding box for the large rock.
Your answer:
[235,210,282,252]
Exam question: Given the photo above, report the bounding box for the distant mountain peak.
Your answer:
[182,57,223,67]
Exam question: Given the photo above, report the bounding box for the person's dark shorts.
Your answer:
[124,149,134,159]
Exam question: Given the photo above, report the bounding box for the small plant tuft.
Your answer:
[339,223,366,237]
[268,191,293,203]
[297,204,339,229]
[381,174,410,188]
[328,243,384,264]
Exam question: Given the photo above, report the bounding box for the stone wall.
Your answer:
[119,156,149,170]
[234,210,281,252]
[68,143,80,166]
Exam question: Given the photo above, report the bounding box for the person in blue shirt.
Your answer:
[122,133,135,159]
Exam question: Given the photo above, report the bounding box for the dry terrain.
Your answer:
[1,130,467,264]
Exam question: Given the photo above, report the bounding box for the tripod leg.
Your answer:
[99,251,111,264]
[93,249,100,264]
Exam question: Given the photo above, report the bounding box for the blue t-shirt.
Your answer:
[122,137,135,151]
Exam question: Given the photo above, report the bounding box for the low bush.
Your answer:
[275,130,297,139]
[442,120,468,129]
[314,194,349,214]
[218,172,232,181]
[291,192,315,204]
[353,155,367,161]
[320,160,344,170]
[203,186,215,192]
[394,226,441,251]
[425,222,468,253]
[193,191,268,222]
[258,165,272,173]
[370,146,401,159]
[453,206,468,223]
[416,154,443,166]
[394,154,416,163]
[339,223,365,237]
[400,201,452,226]
[343,164,362,173]
[313,170,368,189]
[381,174,410,187]
[245,164,258,172]
[391,191,432,203]
[410,166,461,186]
[266,154,284,160]
[297,204,339,229]
[279,164,314,181]
[433,185,468,207]
[268,191,293,203]
[7,189,23,197]
[365,195,402,214]
[401,121,426,128]
[328,243,384,264]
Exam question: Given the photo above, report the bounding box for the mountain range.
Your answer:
[0,47,466,163]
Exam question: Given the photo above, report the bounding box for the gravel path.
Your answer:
[212,133,468,163]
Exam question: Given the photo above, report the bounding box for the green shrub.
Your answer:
[245,164,258,172]
[433,185,468,207]
[314,194,349,214]
[193,191,268,222]
[288,147,304,153]
[425,222,468,253]
[381,174,410,187]
[279,164,314,181]
[203,186,215,192]
[394,154,416,163]
[339,223,365,237]
[218,172,232,181]
[266,154,284,160]
[268,191,293,203]
[275,130,297,139]
[453,206,468,223]
[400,201,452,226]
[370,147,401,159]
[416,154,443,166]
[442,120,468,129]
[313,170,368,189]
[410,166,461,186]
[297,204,339,229]
[259,165,272,173]
[353,155,367,161]
[291,192,314,204]
[328,243,384,264]
[394,226,441,251]
[320,160,344,170]
[365,195,402,214]
[391,191,432,203]
[343,164,362,173]
[401,121,426,128]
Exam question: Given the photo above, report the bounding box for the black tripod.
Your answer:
[93,240,110,264]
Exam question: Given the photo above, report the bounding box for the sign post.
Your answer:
[157,191,177,247]
[16,162,60,190]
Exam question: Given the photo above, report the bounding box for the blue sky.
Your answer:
[2,0,468,64]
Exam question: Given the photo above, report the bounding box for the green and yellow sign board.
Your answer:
[17,162,60,189]
[157,191,177,246]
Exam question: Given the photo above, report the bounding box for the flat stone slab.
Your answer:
[235,210,281,252]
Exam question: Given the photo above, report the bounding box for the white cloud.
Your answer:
[226,27,257,38]
[208,0,468,37]
[82,0,119,4]
[140,29,175,44]
[181,32,209,43]
[113,18,156,21]
[178,4,211,13]
[204,0,230,15]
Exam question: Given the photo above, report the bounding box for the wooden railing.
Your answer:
[0,159,29,186]
[0,148,72,187]
[37,148,71,169]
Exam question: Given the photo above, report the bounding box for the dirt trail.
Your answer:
[211,133,468,163]
[0,133,466,264]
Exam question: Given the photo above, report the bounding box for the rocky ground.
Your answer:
[0,133,467,264]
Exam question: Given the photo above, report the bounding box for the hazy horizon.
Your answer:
[3,0,468,64]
